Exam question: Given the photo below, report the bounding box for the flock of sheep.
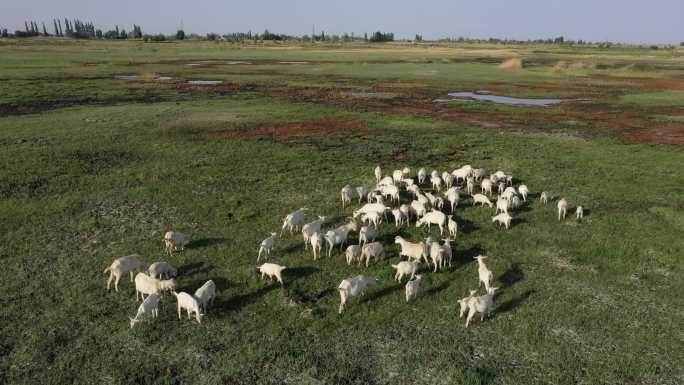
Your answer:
[103,164,583,328]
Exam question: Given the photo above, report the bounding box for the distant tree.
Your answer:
[1,29,7,38]
[57,19,63,36]
[42,22,48,36]
[53,19,59,36]
[96,29,102,39]
[176,29,185,40]
[364,32,368,41]
[132,24,142,39]
[415,34,422,42]
[206,32,218,40]
[119,29,127,39]
[369,31,394,42]
[681,42,684,47]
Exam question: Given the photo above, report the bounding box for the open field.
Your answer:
[0,39,683,384]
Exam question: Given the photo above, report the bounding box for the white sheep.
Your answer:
[443,173,454,189]
[495,197,509,215]
[418,168,427,184]
[356,185,369,203]
[392,169,404,184]
[395,236,426,263]
[148,261,177,280]
[472,194,493,208]
[194,280,217,312]
[402,177,415,187]
[338,275,377,314]
[457,290,477,318]
[361,242,384,267]
[163,231,191,255]
[257,232,277,262]
[416,210,447,235]
[410,200,427,219]
[518,185,529,202]
[392,261,420,281]
[341,185,354,208]
[391,208,406,227]
[378,176,394,187]
[576,206,584,220]
[258,263,287,285]
[429,241,444,272]
[452,168,469,184]
[134,272,176,302]
[345,244,361,265]
[402,167,411,178]
[374,165,382,184]
[492,213,512,230]
[444,188,460,212]
[129,293,159,328]
[465,287,498,328]
[416,193,430,208]
[310,232,325,260]
[400,204,411,225]
[405,275,422,303]
[407,184,421,198]
[361,211,381,228]
[324,219,359,256]
[466,176,475,195]
[433,196,445,211]
[281,208,309,235]
[558,198,568,221]
[359,225,377,245]
[447,215,458,238]
[474,255,493,291]
[353,203,389,220]
[103,254,148,292]
[510,195,522,210]
[497,182,506,196]
[442,238,454,268]
[540,191,550,204]
[172,291,203,324]
[472,168,487,181]
[481,178,493,196]
[302,216,326,250]
[430,175,442,191]
[379,184,400,203]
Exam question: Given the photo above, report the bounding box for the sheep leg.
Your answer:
[465,309,475,328]
[107,274,113,291]
[177,305,182,320]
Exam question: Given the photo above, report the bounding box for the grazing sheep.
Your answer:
[497,182,506,195]
[258,232,277,262]
[148,261,177,280]
[416,210,447,235]
[410,200,427,219]
[576,206,584,220]
[194,280,217,312]
[407,184,421,198]
[281,208,309,235]
[129,293,159,328]
[444,188,460,212]
[341,185,354,208]
[474,255,493,291]
[374,165,382,184]
[380,184,400,203]
[490,174,500,185]
[378,176,395,187]
[442,238,454,268]
[465,287,498,328]
[345,245,362,265]
[338,275,377,314]
[310,232,325,260]
[258,263,287,285]
[518,185,529,202]
[392,261,420,281]
[402,167,411,178]
[418,168,427,184]
[359,225,377,245]
[361,211,381,228]
[466,176,475,195]
[457,290,477,318]
[481,178,493,196]
[496,197,509,215]
[429,241,445,272]
[392,169,404,184]
[443,173,455,189]
[425,192,439,207]
[405,275,422,303]
[492,213,513,230]
[361,242,384,267]
[391,208,406,227]
[164,231,191,256]
[447,215,458,238]
[395,236,426,263]
[430,175,442,192]
[353,203,389,220]
[510,195,522,210]
[134,272,176,302]
[324,220,359,256]
[540,191,550,204]
[402,177,415,187]
[558,198,568,221]
[472,194,493,208]
[356,186,369,204]
[104,254,148,292]
[416,193,430,208]
[452,168,469,184]
[472,168,487,181]
[172,291,203,324]
[302,216,326,250]
[400,204,411,225]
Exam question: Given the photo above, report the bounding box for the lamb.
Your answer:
[481,178,493,196]
[148,261,177,280]
[129,293,159,328]
[392,261,420,281]
[163,231,191,256]
[400,204,411,225]
[345,245,362,265]
[474,255,493,291]
[374,165,382,184]
[495,197,509,215]
[416,210,447,235]
[258,263,287,285]
[539,191,550,204]
[417,168,427,184]
[310,232,325,260]
[172,291,203,324]
[391,208,406,227]
[442,238,454,268]
[492,213,513,230]
[558,198,568,221]
[103,254,148,292]
[361,242,384,267]
[257,232,277,262]
[405,275,422,303]
[359,225,377,245]
[194,280,217,312]
[356,186,369,203]
[472,194,493,208]
[341,185,354,208]
[324,219,359,256]
[302,216,326,250]
[447,215,458,238]
[392,169,404,184]
[465,287,498,328]
[430,175,442,192]
[338,275,377,314]
[457,290,477,318]
[466,176,475,195]
[576,206,584,220]
[281,208,309,235]
[134,272,176,302]
[395,236,426,263]
[518,185,529,202]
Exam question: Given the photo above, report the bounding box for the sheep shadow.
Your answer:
[457,217,479,234]
[181,276,233,293]
[573,206,591,218]
[177,261,215,277]
[186,237,226,249]
[212,284,279,314]
[286,266,320,282]
[424,280,451,297]
[454,244,486,269]
[498,263,524,289]
[494,289,534,316]
[364,283,403,302]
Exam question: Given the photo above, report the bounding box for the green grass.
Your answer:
[620,90,684,107]
[0,39,683,385]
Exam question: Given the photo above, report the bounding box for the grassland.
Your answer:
[0,38,683,385]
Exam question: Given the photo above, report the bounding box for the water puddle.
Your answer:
[156,76,173,81]
[114,75,138,80]
[279,61,308,64]
[187,80,223,85]
[436,91,562,106]
[225,61,253,65]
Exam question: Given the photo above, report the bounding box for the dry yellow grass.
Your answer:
[499,57,523,69]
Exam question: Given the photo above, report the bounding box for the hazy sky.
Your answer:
[1,1,682,44]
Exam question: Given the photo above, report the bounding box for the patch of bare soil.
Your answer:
[209,117,364,142]
[622,126,684,145]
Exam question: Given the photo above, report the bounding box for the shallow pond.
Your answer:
[437,91,562,106]
[187,80,223,85]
